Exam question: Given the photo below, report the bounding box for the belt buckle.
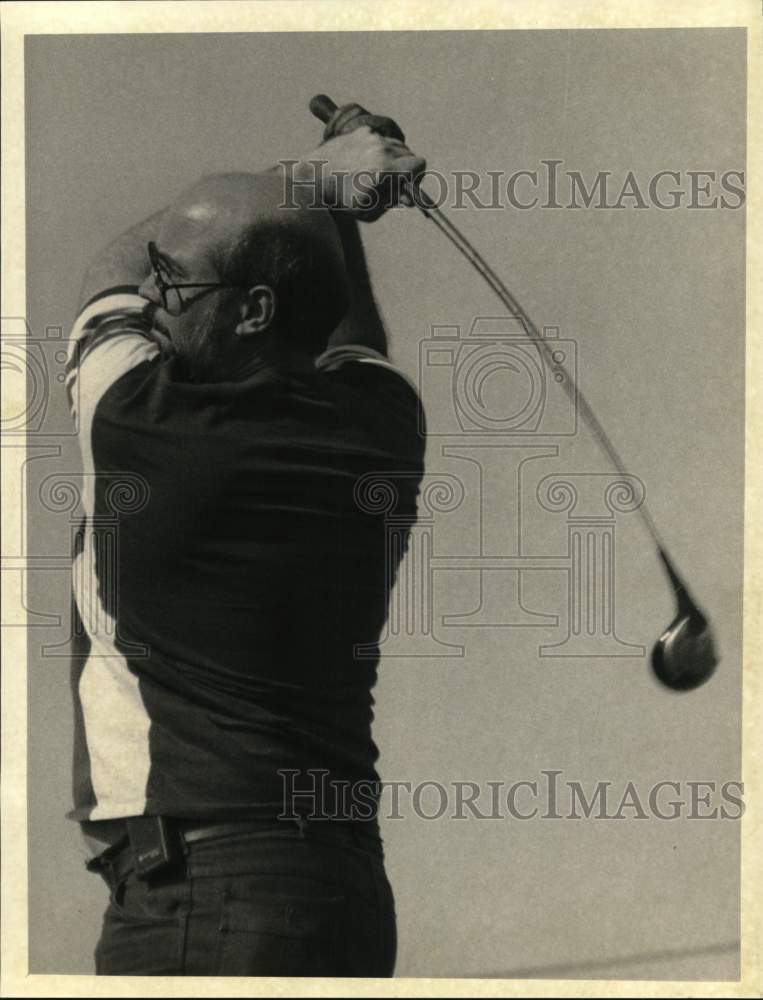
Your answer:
[127,816,184,879]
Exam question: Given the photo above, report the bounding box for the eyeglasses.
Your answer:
[147,241,238,316]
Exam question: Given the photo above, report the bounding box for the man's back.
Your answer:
[69,293,424,824]
[66,110,430,977]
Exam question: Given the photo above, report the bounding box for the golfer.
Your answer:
[66,107,425,976]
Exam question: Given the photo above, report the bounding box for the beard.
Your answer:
[174,301,232,383]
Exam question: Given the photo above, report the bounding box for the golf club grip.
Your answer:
[309,94,338,124]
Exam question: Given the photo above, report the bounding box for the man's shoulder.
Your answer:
[316,344,420,398]
[312,345,425,461]
[66,287,162,425]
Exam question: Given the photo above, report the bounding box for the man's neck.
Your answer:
[230,335,317,381]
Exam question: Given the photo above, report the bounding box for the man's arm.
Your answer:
[327,212,387,355]
[78,124,422,340]
[77,208,165,312]
[284,125,425,357]
[75,192,386,359]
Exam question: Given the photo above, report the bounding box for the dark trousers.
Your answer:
[89,821,397,977]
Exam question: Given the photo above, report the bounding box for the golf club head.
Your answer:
[651,606,718,691]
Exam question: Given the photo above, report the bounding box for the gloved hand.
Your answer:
[320,102,407,145]
[308,96,422,219]
[318,126,424,220]
[310,94,426,222]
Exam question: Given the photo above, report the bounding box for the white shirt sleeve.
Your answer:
[66,292,160,425]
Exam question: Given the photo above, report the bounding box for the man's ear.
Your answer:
[235,285,277,337]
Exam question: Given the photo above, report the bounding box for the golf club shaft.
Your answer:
[309,94,686,589]
[414,187,668,556]
[416,203,708,664]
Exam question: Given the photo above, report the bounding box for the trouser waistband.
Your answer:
[86,815,382,889]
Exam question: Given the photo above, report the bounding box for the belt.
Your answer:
[182,817,308,844]
[184,817,382,845]
[86,816,380,888]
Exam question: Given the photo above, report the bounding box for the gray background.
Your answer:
[24,30,744,978]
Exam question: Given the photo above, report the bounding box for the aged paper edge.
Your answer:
[1,1,760,996]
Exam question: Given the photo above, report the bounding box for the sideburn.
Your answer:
[175,299,236,383]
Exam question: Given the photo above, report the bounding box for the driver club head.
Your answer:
[651,605,719,691]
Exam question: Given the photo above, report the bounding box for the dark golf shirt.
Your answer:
[66,290,424,823]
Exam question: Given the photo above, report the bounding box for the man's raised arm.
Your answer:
[78,209,164,312]
[279,123,425,357]
[77,121,424,354]
[326,212,387,356]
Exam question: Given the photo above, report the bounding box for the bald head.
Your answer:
[158,172,349,352]
[161,173,340,253]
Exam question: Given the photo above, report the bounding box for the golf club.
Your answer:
[310,94,719,691]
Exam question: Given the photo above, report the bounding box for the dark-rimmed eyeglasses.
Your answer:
[147,241,238,316]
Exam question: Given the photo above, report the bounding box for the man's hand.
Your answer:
[320,102,407,145]
[296,126,426,222]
